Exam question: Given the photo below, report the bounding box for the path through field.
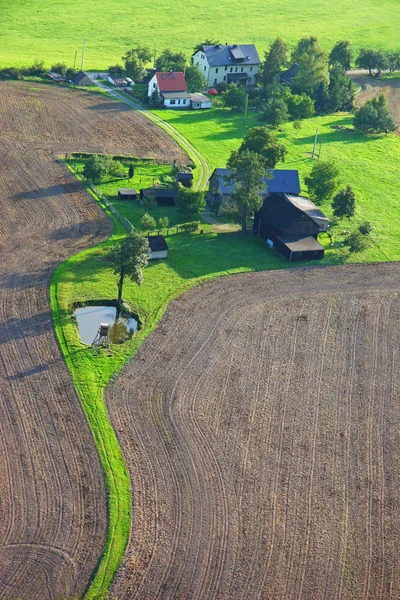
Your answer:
[0,81,187,599]
[108,263,400,600]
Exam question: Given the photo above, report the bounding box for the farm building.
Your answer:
[148,235,168,259]
[118,188,137,200]
[140,187,178,206]
[107,73,129,87]
[176,172,193,187]
[189,93,212,109]
[192,44,261,87]
[73,71,92,86]
[148,72,190,109]
[207,168,301,209]
[253,192,327,261]
[280,63,300,86]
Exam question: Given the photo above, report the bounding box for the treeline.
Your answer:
[0,59,78,81]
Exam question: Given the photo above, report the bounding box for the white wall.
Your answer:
[149,250,168,260]
[163,97,189,109]
[192,50,259,86]
[148,74,159,97]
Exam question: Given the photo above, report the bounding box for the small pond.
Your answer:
[74,305,138,345]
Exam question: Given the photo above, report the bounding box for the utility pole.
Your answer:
[73,50,77,70]
[312,127,318,159]
[81,39,86,71]
[243,92,249,126]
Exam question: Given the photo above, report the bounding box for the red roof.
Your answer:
[156,72,187,92]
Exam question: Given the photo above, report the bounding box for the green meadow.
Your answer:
[2,0,400,68]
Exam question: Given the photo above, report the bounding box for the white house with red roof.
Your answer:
[148,71,190,108]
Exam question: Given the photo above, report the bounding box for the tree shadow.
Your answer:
[85,102,131,112]
[0,312,53,345]
[48,219,109,241]
[13,181,82,200]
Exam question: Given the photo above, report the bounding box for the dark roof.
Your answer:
[176,172,193,181]
[156,72,187,92]
[227,73,249,81]
[148,235,168,251]
[276,235,325,252]
[118,188,137,196]
[280,63,300,85]
[210,168,301,196]
[161,91,191,99]
[197,44,261,67]
[140,187,178,198]
[73,70,90,83]
[284,194,328,224]
[258,194,313,230]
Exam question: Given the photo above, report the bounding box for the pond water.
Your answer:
[74,305,138,345]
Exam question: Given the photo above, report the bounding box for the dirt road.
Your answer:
[0,81,187,599]
[108,263,400,600]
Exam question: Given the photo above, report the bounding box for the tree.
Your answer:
[356,48,388,75]
[158,216,169,229]
[259,38,289,86]
[108,64,124,75]
[239,126,287,168]
[328,63,355,112]
[175,186,205,218]
[331,185,356,219]
[107,232,149,304]
[149,88,162,108]
[140,212,157,230]
[51,62,67,75]
[292,37,329,98]
[122,47,152,80]
[386,51,400,73]
[358,221,372,235]
[345,231,368,253]
[287,94,314,120]
[155,50,186,72]
[329,40,352,70]
[223,84,246,112]
[128,164,135,179]
[354,94,395,133]
[261,96,289,127]
[226,150,266,233]
[304,160,340,204]
[83,155,108,183]
[185,64,206,92]
[142,194,157,211]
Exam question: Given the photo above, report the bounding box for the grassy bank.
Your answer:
[2,0,400,68]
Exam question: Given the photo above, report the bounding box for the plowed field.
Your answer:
[108,263,400,600]
[0,81,187,599]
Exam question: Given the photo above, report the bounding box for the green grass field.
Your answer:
[2,0,400,68]
[153,108,400,262]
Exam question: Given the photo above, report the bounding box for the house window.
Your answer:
[214,78,217,84]
[241,67,244,72]
[204,66,206,71]
[250,66,253,72]
[223,75,226,81]
[177,99,181,104]
[215,68,219,73]
[183,99,187,104]
[170,99,176,105]
[225,66,227,71]
[230,67,233,72]
[153,83,156,88]
[235,67,238,72]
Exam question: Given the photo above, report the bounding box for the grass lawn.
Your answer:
[2,0,400,68]
[153,108,400,262]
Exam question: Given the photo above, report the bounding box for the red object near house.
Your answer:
[207,88,219,95]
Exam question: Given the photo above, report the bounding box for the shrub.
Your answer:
[215,81,228,93]
[304,160,340,204]
[140,213,156,231]
[158,216,169,229]
[180,221,200,233]
[287,93,314,120]
[345,231,368,253]
[51,62,67,75]
[23,60,46,76]
[358,221,372,235]
[0,67,22,80]
[354,94,396,134]
[142,195,157,212]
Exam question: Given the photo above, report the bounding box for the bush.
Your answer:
[22,60,46,76]
[345,231,368,253]
[142,194,157,212]
[158,216,169,229]
[287,93,315,120]
[215,81,228,93]
[220,205,241,224]
[304,160,340,204]
[180,221,200,233]
[358,221,372,235]
[354,94,396,134]
[51,62,67,75]
[260,96,289,127]
[140,213,156,231]
[0,67,22,80]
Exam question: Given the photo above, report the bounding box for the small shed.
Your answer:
[148,235,168,259]
[189,93,212,109]
[140,187,178,206]
[73,70,92,86]
[274,236,325,262]
[118,188,137,200]
[176,172,193,187]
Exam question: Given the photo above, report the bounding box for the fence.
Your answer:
[89,183,135,232]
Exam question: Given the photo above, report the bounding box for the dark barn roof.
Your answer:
[140,188,178,199]
[280,63,300,85]
[210,168,301,196]
[198,44,261,67]
[176,172,193,182]
[257,193,314,231]
[73,70,91,84]
[148,235,168,252]
[284,194,329,227]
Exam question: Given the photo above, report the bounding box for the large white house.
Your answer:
[192,44,261,87]
[147,71,191,108]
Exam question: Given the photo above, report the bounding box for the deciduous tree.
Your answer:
[261,96,289,127]
[287,93,314,120]
[185,64,206,92]
[329,40,353,70]
[239,126,287,167]
[107,231,149,304]
[356,48,388,75]
[122,47,152,80]
[83,155,108,183]
[292,37,329,98]
[304,160,340,204]
[223,84,246,112]
[155,50,186,73]
[331,185,356,219]
[175,186,205,218]
[140,212,157,230]
[354,94,395,133]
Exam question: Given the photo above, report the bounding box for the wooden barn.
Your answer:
[118,188,137,200]
[140,187,178,206]
[253,192,327,262]
[148,235,168,259]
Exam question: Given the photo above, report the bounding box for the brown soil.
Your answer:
[0,81,187,599]
[353,75,400,126]
[107,263,400,600]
